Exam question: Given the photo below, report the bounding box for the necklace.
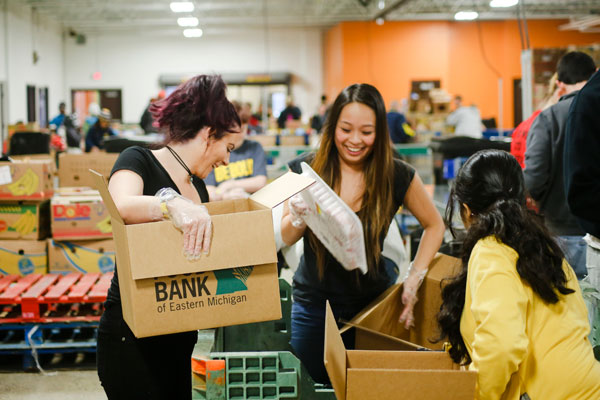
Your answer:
[166,145,195,184]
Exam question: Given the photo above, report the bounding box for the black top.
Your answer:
[102,146,209,331]
[564,70,600,238]
[288,153,415,308]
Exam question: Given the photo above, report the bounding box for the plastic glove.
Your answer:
[288,193,309,229]
[157,188,212,260]
[399,262,428,329]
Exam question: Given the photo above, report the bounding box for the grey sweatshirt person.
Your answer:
[524,91,585,236]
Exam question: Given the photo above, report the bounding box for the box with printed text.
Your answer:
[48,238,115,274]
[51,195,112,240]
[0,239,47,276]
[0,201,50,240]
[92,170,314,338]
[0,160,54,200]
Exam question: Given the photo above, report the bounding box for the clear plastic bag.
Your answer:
[299,162,368,274]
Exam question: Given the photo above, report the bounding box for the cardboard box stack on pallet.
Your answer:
[0,158,54,275]
[48,152,119,275]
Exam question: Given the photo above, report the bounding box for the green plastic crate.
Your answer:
[211,351,299,399]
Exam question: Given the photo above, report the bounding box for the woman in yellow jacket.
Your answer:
[438,149,600,400]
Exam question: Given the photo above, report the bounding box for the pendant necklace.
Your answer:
[166,145,195,184]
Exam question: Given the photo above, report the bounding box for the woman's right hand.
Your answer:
[166,197,212,260]
[288,194,309,228]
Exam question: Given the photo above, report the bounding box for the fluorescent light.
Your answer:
[378,1,385,10]
[183,28,203,38]
[170,2,194,13]
[177,17,199,27]
[454,11,479,21]
[490,0,518,7]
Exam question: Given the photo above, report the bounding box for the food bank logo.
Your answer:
[154,266,253,302]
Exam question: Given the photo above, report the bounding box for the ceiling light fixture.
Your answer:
[490,0,518,7]
[454,11,479,21]
[183,28,203,38]
[170,2,194,13]
[177,17,199,27]
[378,1,385,10]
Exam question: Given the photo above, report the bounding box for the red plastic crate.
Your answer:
[0,272,113,323]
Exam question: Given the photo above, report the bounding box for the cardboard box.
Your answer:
[10,154,57,175]
[0,240,47,275]
[58,153,119,188]
[0,201,50,240]
[51,195,112,240]
[249,135,277,148]
[0,160,54,200]
[345,254,461,350]
[48,238,115,274]
[279,135,307,146]
[91,170,313,338]
[323,254,476,400]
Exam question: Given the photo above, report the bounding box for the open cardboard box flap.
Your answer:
[90,169,314,280]
[325,300,476,400]
[340,253,461,349]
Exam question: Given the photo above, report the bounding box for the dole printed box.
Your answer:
[91,170,314,338]
[51,195,112,240]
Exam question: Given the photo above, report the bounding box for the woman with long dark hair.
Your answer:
[96,75,241,399]
[281,83,445,383]
[438,149,600,399]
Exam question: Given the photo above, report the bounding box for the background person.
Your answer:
[205,101,268,200]
[85,108,117,152]
[446,95,483,138]
[96,75,241,400]
[438,149,600,400]
[524,51,596,280]
[281,83,444,383]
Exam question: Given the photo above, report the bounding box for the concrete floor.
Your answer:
[0,370,106,400]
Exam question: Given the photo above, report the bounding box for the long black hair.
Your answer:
[437,150,574,364]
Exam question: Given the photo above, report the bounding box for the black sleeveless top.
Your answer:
[100,146,209,333]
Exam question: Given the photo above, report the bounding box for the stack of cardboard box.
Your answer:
[0,159,54,275]
[47,153,119,275]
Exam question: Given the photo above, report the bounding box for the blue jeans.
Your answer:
[558,235,588,280]
[290,301,364,384]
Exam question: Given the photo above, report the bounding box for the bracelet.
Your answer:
[160,201,170,219]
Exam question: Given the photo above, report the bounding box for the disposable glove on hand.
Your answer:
[288,193,309,229]
[157,188,212,260]
[399,263,428,329]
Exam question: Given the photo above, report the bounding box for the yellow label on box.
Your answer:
[50,240,115,274]
[0,246,46,275]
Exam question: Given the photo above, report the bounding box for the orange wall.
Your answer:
[324,20,600,128]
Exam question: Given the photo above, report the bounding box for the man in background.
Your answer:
[524,51,596,279]
[387,100,414,144]
[85,108,117,152]
[446,95,483,138]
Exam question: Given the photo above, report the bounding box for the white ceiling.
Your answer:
[25,0,600,35]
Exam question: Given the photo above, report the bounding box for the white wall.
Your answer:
[1,0,64,125]
[64,27,324,124]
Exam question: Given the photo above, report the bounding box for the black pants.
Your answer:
[97,303,197,400]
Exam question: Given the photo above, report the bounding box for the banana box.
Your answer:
[48,239,115,274]
[51,195,112,240]
[0,160,54,200]
[0,201,50,240]
[58,153,118,188]
[0,240,47,275]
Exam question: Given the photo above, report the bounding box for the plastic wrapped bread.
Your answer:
[299,162,368,274]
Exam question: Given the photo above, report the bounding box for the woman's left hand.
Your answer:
[399,264,428,329]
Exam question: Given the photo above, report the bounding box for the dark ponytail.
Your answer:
[437,150,574,364]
